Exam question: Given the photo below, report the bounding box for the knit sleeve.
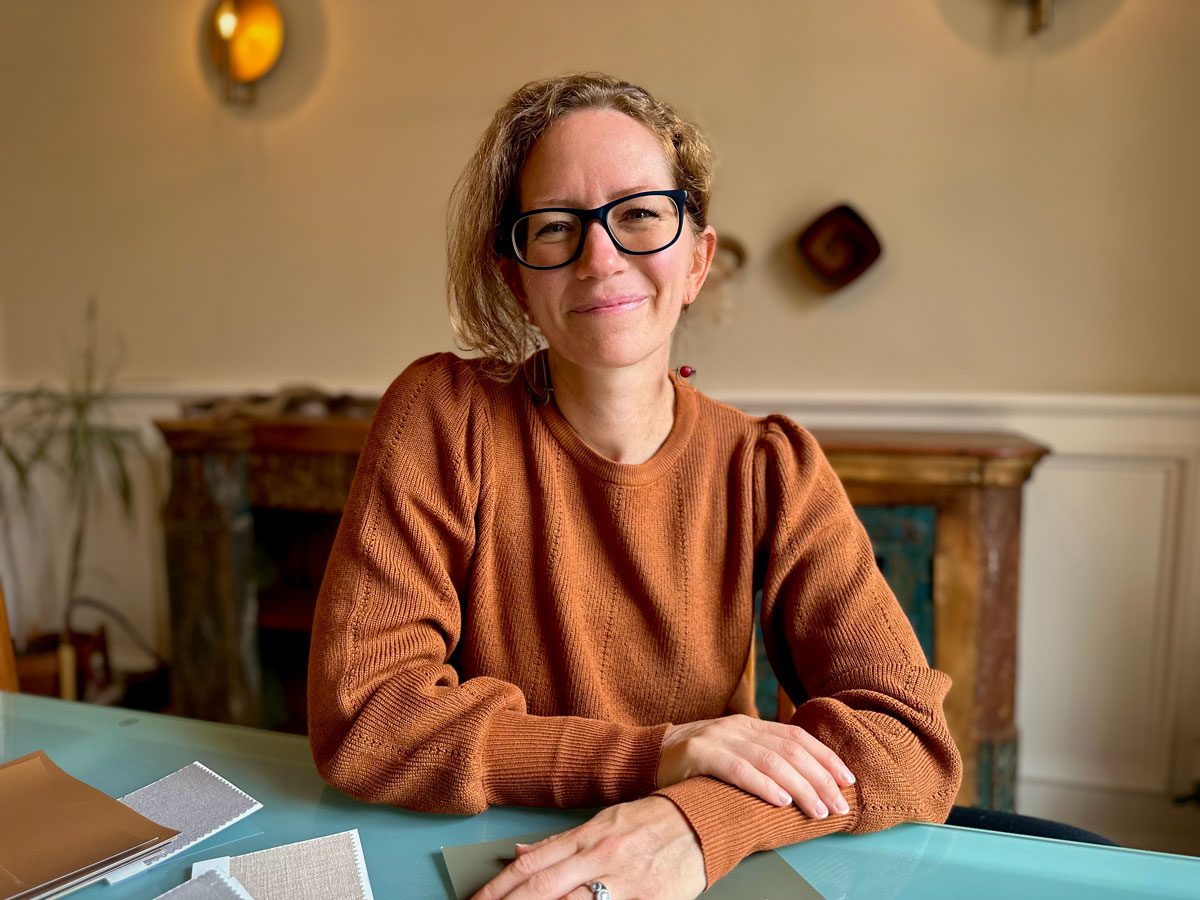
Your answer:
[655,418,962,887]
[307,354,666,815]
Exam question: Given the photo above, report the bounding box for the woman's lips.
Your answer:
[572,296,648,315]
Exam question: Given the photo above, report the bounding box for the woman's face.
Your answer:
[505,109,715,374]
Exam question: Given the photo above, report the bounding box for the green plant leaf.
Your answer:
[1,442,33,502]
[99,427,136,516]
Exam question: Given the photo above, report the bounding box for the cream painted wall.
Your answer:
[0,302,7,382]
[1,0,1198,396]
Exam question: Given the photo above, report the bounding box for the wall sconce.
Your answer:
[209,0,285,105]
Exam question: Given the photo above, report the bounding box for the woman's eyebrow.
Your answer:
[527,185,662,209]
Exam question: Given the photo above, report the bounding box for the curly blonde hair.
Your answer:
[446,73,714,381]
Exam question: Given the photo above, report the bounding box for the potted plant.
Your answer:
[0,301,162,701]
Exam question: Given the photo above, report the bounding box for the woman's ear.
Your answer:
[685,226,718,305]
[500,257,528,311]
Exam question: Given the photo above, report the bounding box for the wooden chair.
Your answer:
[0,577,18,692]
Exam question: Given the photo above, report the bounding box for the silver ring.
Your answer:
[589,882,612,900]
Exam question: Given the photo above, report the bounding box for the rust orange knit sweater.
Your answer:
[308,352,962,887]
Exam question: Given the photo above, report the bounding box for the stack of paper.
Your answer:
[0,751,179,899]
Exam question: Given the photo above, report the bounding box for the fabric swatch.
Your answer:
[106,762,261,884]
[153,870,254,900]
[192,829,374,900]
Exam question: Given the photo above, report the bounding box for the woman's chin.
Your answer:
[553,337,671,373]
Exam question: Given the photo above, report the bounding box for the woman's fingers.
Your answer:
[472,831,580,900]
[513,832,559,857]
[746,717,856,786]
[659,714,856,819]
[478,797,705,900]
[759,740,850,818]
[790,727,856,786]
[743,720,856,814]
[500,855,609,900]
[709,741,849,820]
[713,752,793,807]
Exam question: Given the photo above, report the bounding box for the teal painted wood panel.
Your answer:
[856,505,936,664]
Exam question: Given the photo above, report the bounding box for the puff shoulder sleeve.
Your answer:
[655,417,962,887]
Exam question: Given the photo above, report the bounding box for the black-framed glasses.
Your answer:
[508,189,688,270]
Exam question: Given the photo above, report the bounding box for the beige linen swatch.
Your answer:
[191,829,374,900]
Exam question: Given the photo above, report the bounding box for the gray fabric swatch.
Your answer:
[154,869,254,899]
[107,762,261,882]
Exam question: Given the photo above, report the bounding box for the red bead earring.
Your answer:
[676,365,696,379]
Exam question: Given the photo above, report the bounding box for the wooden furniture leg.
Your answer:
[160,424,260,725]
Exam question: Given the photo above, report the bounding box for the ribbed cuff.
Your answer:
[655,777,859,888]
[483,711,669,808]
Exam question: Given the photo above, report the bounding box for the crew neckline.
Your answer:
[531,356,699,486]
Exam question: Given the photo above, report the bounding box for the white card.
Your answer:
[154,868,254,899]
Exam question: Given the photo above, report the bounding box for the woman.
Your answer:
[308,73,961,900]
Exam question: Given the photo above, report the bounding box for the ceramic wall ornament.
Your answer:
[795,204,883,293]
[692,233,747,327]
[708,234,748,289]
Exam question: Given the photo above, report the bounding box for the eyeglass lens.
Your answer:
[513,194,681,268]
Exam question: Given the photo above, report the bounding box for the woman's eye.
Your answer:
[621,206,662,222]
[534,220,577,240]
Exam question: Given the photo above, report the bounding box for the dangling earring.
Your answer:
[676,296,696,381]
[520,326,553,406]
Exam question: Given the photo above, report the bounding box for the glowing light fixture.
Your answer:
[209,0,285,105]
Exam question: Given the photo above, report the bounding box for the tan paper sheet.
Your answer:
[0,750,178,900]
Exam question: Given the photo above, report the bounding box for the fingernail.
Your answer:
[842,768,856,785]
[814,801,829,819]
[777,792,792,806]
[515,842,530,851]
[834,796,850,814]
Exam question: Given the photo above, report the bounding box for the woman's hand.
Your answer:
[471,796,705,900]
[656,714,855,821]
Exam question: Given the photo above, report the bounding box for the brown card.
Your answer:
[0,750,179,900]
[442,828,824,899]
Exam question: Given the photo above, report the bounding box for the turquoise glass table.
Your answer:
[2,692,1197,899]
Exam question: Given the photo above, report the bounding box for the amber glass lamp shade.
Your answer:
[209,0,285,104]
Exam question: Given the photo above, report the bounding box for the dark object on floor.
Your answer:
[1172,782,1200,807]
[795,203,882,292]
[947,805,1119,846]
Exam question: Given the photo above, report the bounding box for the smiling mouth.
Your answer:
[573,296,648,314]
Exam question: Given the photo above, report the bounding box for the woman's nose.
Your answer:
[575,220,627,279]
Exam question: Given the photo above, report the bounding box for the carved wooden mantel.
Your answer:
[155,416,1047,809]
